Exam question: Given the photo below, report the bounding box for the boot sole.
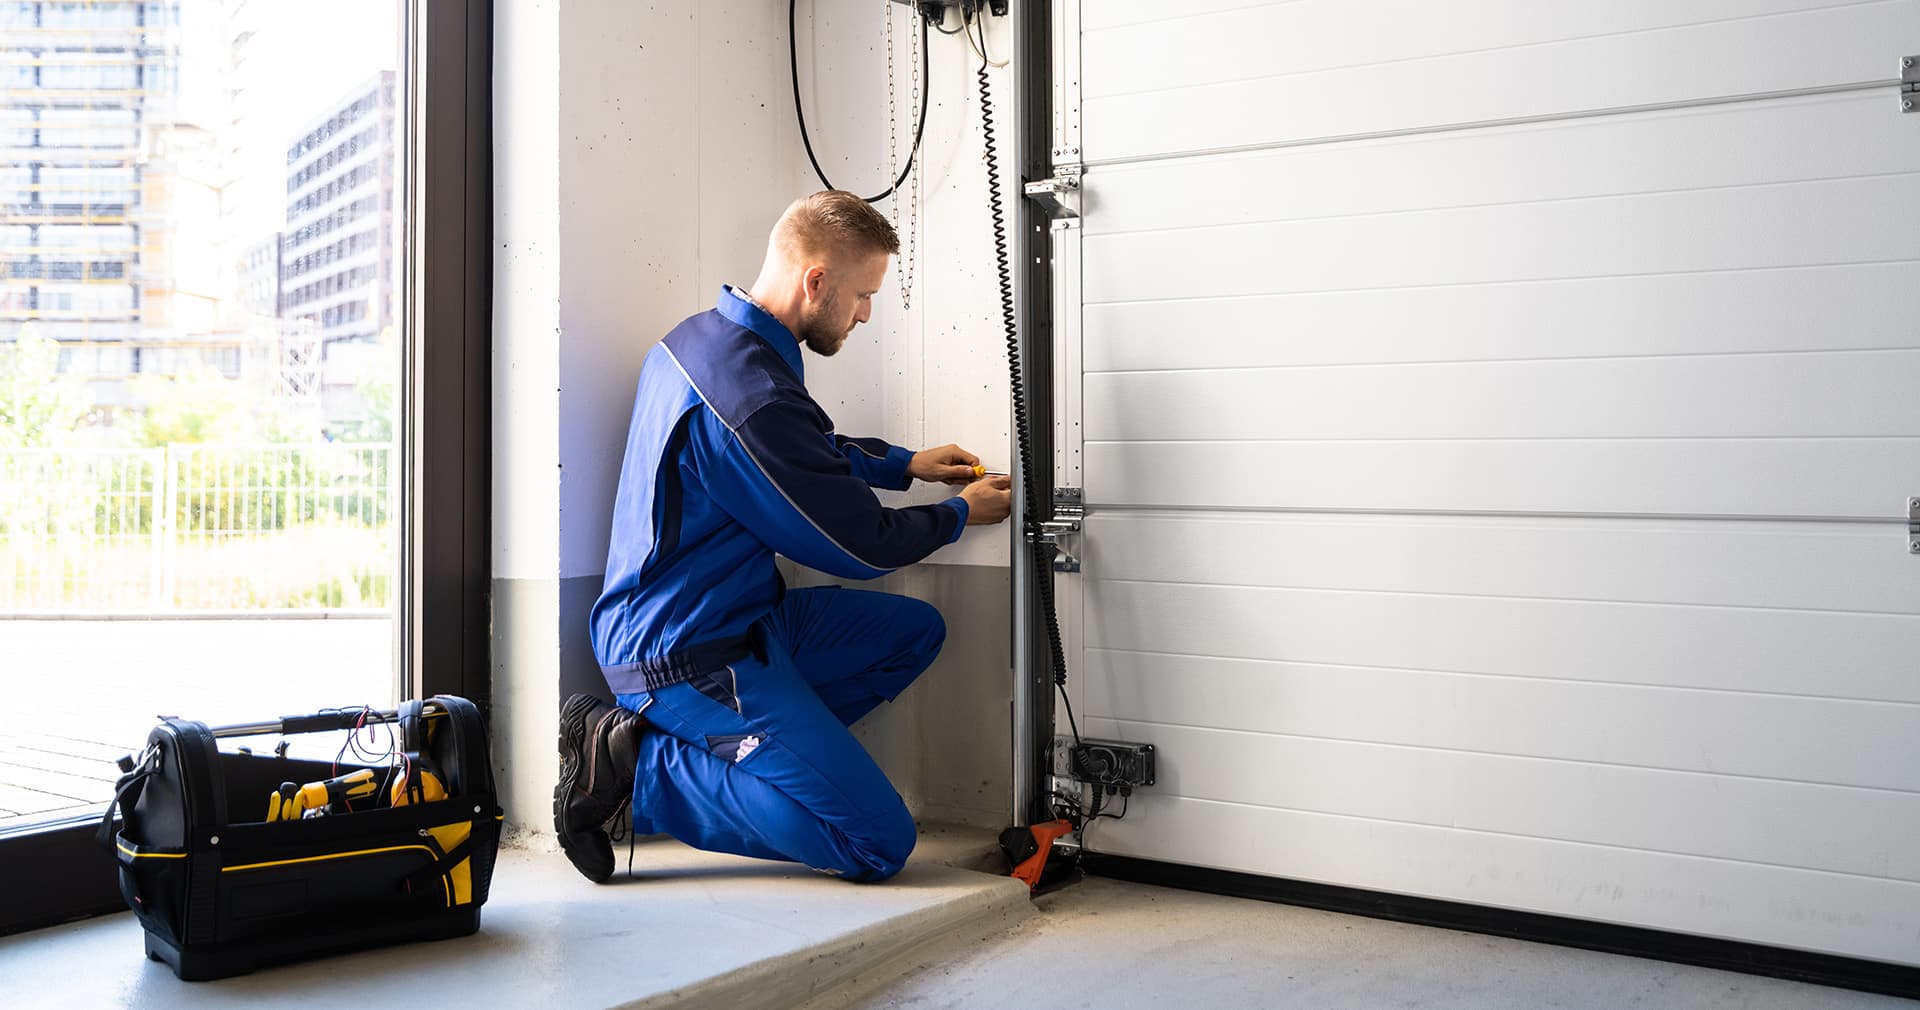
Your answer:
[554,694,614,883]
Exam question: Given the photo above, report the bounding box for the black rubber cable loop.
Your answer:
[789,0,931,204]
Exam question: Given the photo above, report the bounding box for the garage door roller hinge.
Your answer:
[1905,56,1919,112]
[1909,496,1920,554]
[1024,164,1081,220]
[1037,487,1083,573]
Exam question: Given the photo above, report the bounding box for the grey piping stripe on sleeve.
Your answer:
[661,345,896,576]
[836,437,889,461]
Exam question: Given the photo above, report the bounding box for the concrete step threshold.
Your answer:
[0,824,1033,1010]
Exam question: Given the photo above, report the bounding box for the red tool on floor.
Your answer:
[1001,819,1076,891]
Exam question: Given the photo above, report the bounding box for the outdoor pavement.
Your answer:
[0,617,392,830]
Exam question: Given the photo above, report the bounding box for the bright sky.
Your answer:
[245,0,401,128]
[179,0,403,237]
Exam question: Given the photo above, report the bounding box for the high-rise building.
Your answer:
[220,0,281,249]
[5,4,398,425]
[2,1,176,399]
[238,229,318,403]
[279,72,396,360]
[220,0,325,419]
[238,232,280,318]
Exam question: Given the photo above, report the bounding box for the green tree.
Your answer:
[128,363,326,447]
[323,359,395,444]
[0,330,95,450]
[129,364,258,445]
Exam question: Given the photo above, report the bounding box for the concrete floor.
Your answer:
[0,827,1029,1010]
[805,877,1915,1010]
[6,809,1911,1009]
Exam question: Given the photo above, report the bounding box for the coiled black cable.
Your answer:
[789,0,931,204]
[975,48,1081,748]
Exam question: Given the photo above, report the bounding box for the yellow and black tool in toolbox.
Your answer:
[97,695,503,980]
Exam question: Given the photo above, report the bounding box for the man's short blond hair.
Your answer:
[774,190,901,263]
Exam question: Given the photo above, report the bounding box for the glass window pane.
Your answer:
[0,0,408,833]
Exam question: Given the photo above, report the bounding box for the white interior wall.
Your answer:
[492,1,1019,839]
[794,4,1017,570]
[554,2,815,582]
[786,3,1020,827]
[490,0,565,844]
[490,0,560,585]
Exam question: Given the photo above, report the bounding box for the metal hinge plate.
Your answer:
[1908,496,1920,554]
[1038,487,1084,573]
[1024,165,1082,220]
[1905,56,1919,113]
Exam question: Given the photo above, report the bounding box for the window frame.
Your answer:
[0,0,492,938]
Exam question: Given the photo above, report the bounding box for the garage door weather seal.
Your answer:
[1085,855,1920,1000]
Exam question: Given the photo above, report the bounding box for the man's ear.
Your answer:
[802,265,828,304]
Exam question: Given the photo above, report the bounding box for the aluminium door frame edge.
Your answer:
[1011,0,1059,826]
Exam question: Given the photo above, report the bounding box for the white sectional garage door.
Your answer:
[1057,0,1920,965]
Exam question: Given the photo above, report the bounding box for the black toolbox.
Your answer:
[100,695,503,980]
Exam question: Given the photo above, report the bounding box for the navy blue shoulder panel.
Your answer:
[661,310,804,431]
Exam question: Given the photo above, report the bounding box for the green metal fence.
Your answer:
[0,443,395,611]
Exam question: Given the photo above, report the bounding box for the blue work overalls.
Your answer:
[589,286,969,881]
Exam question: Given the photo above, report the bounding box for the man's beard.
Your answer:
[800,325,846,356]
[798,299,848,356]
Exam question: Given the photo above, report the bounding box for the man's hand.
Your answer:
[909,443,981,486]
[958,474,1013,525]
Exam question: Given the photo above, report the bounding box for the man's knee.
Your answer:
[849,796,918,882]
[866,596,944,702]
[901,596,945,663]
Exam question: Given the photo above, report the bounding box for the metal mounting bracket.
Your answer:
[1036,487,1084,573]
[1908,496,1919,554]
[1024,165,1081,220]
[1905,56,1919,113]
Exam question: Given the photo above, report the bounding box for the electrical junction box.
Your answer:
[1054,736,1156,793]
[891,0,1008,18]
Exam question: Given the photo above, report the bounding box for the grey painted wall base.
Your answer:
[785,562,1013,831]
[491,574,616,848]
[493,565,1013,841]
[492,576,556,848]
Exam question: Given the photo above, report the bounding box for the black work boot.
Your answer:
[554,694,645,883]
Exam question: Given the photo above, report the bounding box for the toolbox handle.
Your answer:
[211,703,447,739]
[94,745,159,849]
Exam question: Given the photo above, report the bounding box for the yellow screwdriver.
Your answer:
[266,768,379,821]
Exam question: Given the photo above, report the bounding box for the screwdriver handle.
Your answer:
[266,781,300,823]
[295,768,378,812]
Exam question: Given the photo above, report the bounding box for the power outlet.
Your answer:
[1054,736,1156,793]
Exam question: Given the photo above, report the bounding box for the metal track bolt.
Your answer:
[1910,541,1920,554]
[1911,498,1920,510]
[1907,57,1915,69]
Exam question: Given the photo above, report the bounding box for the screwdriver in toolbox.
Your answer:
[266,768,379,822]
